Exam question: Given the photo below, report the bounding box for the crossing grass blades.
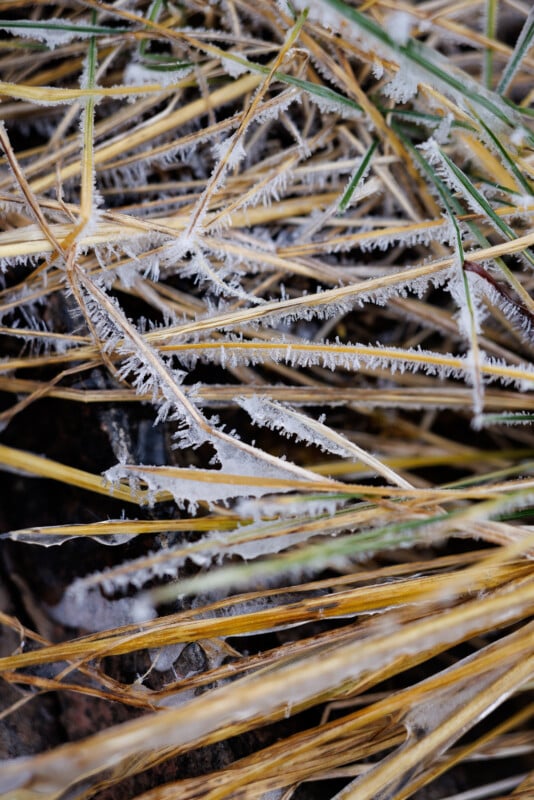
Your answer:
[0,1,533,798]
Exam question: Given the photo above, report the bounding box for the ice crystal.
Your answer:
[382,65,419,104]
[105,462,294,511]
[385,11,414,46]
[211,136,246,168]
[123,62,193,87]
[221,55,250,79]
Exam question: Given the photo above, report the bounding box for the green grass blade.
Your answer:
[409,142,483,411]
[497,7,534,95]
[473,110,534,195]
[437,146,534,269]
[398,128,534,330]
[337,138,378,214]
[217,48,363,117]
[0,19,130,40]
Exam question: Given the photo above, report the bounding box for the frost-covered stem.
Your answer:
[297,421,414,489]
[461,265,485,417]
[444,198,484,415]
[424,140,534,317]
[155,259,454,340]
[241,398,414,489]
[160,339,534,389]
[74,266,210,431]
[57,20,99,254]
[496,6,534,96]
[483,0,497,89]
[75,268,332,485]
[184,9,308,240]
[81,18,97,223]
[0,122,64,257]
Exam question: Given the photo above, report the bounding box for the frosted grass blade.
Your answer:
[497,7,534,95]
[302,0,519,129]
[338,138,378,214]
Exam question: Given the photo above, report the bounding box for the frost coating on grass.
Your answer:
[294,0,517,132]
[467,268,533,343]
[0,531,136,547]
[211,522,334,560]
[447,268,483,338]
[510,126,529,147]
[174,334,534,390]
[176,338,465,381]
[70,518,335,603]
[307,92,362,121]
[477,411,534,427]
[221,55,250,79]
[434,112,454,144]
[372,60,384,79]
[333,220,456,253]
[211,136,246,168]
[105,461,296,511]
[238,396,345,452]
[0,19,99,48]
[123,62,194,87]
[238,397,413,488]
[45,580,155,632]
[4,592,530,796]
[382,64,419,104]
[237,494,344,521]
[183,248,265,303]
[418,138,491,220]
[0,2,533,795]
[385,11,414,46]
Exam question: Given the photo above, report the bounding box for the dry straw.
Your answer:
[0,0,533,798]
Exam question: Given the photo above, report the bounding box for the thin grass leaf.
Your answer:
[0,19,131,44]
[497,7,534,96]
[337,138,378,215]
[434,145,534,315]
[483,0,497,89]
[473,110,534,196]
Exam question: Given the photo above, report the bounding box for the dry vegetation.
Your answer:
[0,0,534,798]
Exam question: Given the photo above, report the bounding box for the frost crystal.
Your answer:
[385,12,414,45]
[105,419,317,510]
[212,136,246,169]
[434,113,454,144]
[372,61,384,79]
[382,65,419,104]
[45,580,155,632]
[238,397,412,488]
[221,55,250,79]
[123,62,193,87]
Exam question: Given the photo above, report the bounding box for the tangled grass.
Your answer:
[0,1,533,798]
